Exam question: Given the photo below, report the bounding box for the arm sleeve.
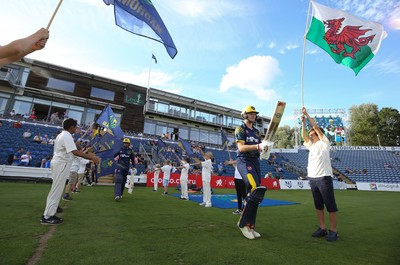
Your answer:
[235,126,245,143]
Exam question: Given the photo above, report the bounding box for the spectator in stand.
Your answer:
[23,113,30,120]
[22,129,32,139]
[0,120,2,127]
[41,155,52,168]
[50,112,58,123]
[217,162,225,176]
[48,136,55,145]
[12,147,24,166]
[29,109,37,120]
[13,120,21,128]
[19,151,32,166]
[33,133,42,144]
[41,134,49,144]
[0,28,49,67]
[165,132,170,139]
[9,110,15,117]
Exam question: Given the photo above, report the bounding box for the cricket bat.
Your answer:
[264,101,286,141]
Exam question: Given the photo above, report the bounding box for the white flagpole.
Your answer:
[301,0,313,108]
[47,0,64,30]
[147,52,154,89]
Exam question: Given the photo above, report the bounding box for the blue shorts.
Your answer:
[309,176,338,212]
[163,178,169,187]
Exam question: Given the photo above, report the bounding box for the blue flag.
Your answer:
[221,128,229,150]
[178,137,193,156]
[96,149,117,178]
[104,0,178,59]
[96,105,124,139]
[157,138,167,154]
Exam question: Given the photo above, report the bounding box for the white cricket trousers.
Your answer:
[202,181,211,205]
[43,161,72,218]
[153,171,159,191]
[180,179,188,199]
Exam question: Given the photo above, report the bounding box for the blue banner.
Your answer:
[157,138,167,154]
[96,149,117,178]
[221,128,229,150]
[104,0,177,59]
[96,105,124,139]
[178,137,193,156]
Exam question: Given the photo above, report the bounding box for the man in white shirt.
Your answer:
[22,129,32,139]
[40,119,100,225]
[192,150,214,207]
[301,107,339,242]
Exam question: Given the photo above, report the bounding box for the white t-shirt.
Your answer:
[77,158,90,174]
[161,165,172,180]
[180,163,190,181]
[70,156,80,172]
[201,159,212,182]
[52,131,77,163]
[20,154,31,163]
[304,135,332,178]
[234,167,242,180]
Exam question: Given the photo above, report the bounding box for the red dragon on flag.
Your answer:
[323,17,376,59]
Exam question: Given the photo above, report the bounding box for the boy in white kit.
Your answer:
[40,119,99,225]
[161,161,172,195]
[193,151,214,207]
[176,158,191,200]
[153,164,161,192]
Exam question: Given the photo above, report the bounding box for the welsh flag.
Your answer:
[306,1,387,75]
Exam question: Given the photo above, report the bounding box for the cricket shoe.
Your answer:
[199,202,206,206]
[41,215,63,225]
[251,229,261,238]
[205,203,212,207]
[238,225,255,240]
[114,196,121,201]
[62,194,73,201]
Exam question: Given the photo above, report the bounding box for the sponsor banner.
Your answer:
[330,146,400,151]
[356,182,400,192]
[225,177,235,189]
[261,178,281,190]
[210,176,226,188]
[279,179,311,190]
[333,180,348,190]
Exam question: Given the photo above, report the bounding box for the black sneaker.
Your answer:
[326,230,339,242]
[41,215,63,225]
[62,193,73,201]
[57,206,63,213]
[312,227,327,237]
[232,209,242,215]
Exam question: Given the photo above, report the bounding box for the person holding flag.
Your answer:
[0,28,49,67]
[113,138,135,201]
[41,118,100,225]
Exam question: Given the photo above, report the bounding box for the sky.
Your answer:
[1,0,399,127]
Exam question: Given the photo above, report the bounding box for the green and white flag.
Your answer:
[306,1,387,75]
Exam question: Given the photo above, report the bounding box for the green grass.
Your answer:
[0,182,399,265]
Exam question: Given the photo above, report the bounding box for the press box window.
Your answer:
[47,78,75,93]
[91,87,115,101]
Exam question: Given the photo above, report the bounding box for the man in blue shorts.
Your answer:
[301,107,339,242]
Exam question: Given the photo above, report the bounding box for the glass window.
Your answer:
[67,110,83,124]
[178,127,189,139]
[47,78,75,93]
[0,97,8,114]
[156,102,168,113]
[144,120,156,135]
[85,108,102,125]
[190,128,199,141]
[91,87,115,101]
[199,129,208,143]
[12,100,32,115]
[209,131,218,144]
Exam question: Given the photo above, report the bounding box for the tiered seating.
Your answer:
[277,149,400,183]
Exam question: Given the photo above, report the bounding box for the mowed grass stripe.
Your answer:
[0,182,399,265]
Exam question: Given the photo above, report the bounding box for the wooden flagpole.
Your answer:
[47,0,64,30]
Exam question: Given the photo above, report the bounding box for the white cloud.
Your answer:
[256,41,265,49]
[268,42,276,49]
[219,56,281,101]
[285,44,299,50]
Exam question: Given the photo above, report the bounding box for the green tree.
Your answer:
[349,103,379,146]
[378,107,400,146]
[272,125,295,148]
